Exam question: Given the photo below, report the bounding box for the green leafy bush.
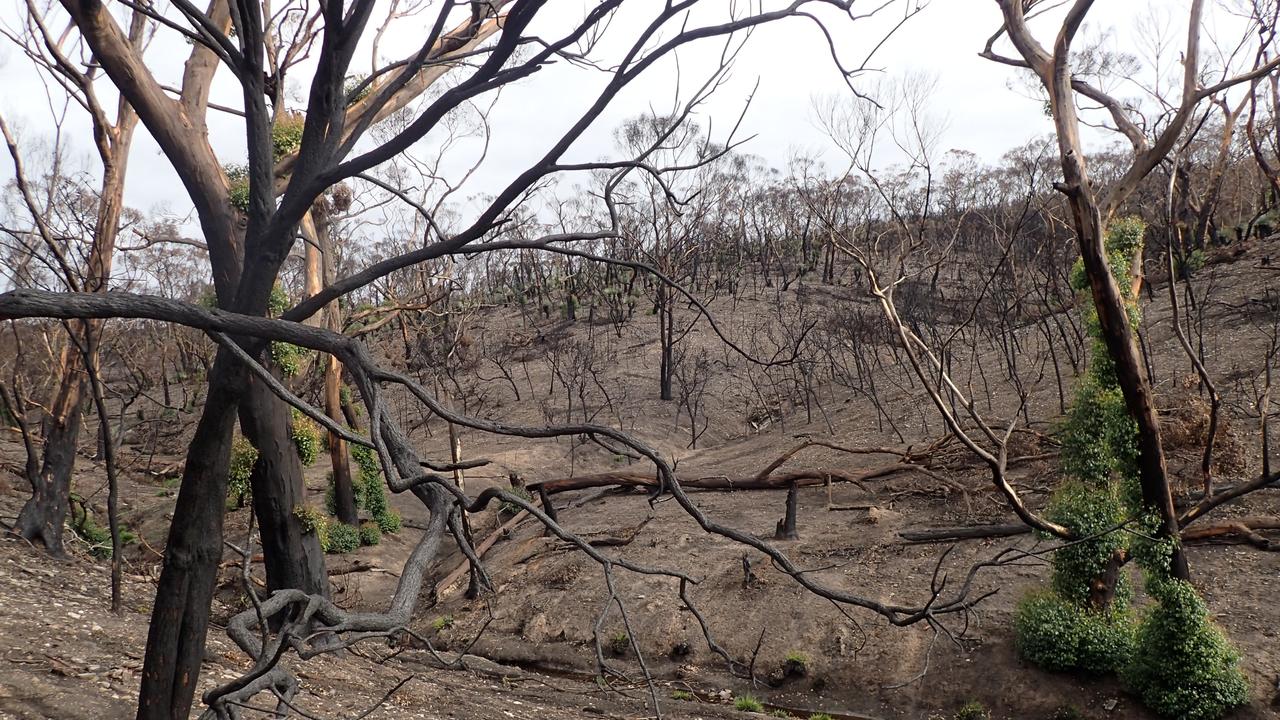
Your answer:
[350,442,401,534]
[375,509,402,534]
[358,520,381,547]
[954,701,990,720]
[1121,579,1248,720]
[227,436,259,508]
[325,522,359,554]
[1015,591,1134,674]
[733,695,763,713]
[289,409,322,466]
[608,631,630,655]
[808,715,834,720]
[70,500,136,559]
[783,650,808,676]
[671,690,695,701]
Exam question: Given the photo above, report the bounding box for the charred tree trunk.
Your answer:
[14,360,84,554]
[326,356,358,526]
[774,481,800,540]
[137,350,242,720]
[240,377,328,597]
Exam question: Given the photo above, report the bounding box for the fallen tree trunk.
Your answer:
[1180,516,1279,549]
[528,463,914,495]
[898,524,1033,543]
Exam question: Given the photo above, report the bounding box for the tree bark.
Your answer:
[137,351,241,720]
[240,378,329,597]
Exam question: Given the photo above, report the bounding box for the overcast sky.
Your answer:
[0,1,1219,227]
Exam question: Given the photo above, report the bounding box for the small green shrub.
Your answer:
[375,509,402,534]
[734,695,764,713]
[783,650,808,676]
[808,715,834,720]
[769,711,791,719]
[70,501,136,559]
[1014,591,1134,674]
[608,632,630,655]
[358,520,381,546]
[227,436,259,508]
[325,522,359,554]
[499,487,532,515]
[954,702,990,720]
[289,409,322,466]
[431,614,453,631]
[670,689,695,701]
[1121,579,1248,720]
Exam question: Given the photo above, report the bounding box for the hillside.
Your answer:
[2,246,1278,720]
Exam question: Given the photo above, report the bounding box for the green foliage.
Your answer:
[499,487,533,515]
[431,615,454,632]
[374,508,402,534]
[808,715,834,720]
[267,285,307,377]
[269,340,306,378]
[227,436,259,508]
[343,74,372,105]
[289,409,322,466]
[1014,591,1134,675]
[608,631,630,655]
[733,695,764,713]
[1058,381,1137,487]
[769,711,791,718]
[324,522,359,554]
[1068,217,1145,300]
[70,500,136,559]
[1121,579,1248,720]
[1043,482,1130,608]
[293,505,329,550]
[350,442,401,534]
[272,113,305,160]
[224,164,250,212]
[954,701,990,720]
[671,690,695,702]
[783,650,808,676]
[358,520,381,547]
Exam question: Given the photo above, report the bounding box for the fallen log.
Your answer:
[898,523,1032,543]
[527,463,914,495]
[1181,516,1279,549]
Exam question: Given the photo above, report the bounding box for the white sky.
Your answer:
[0,1,1226,227]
